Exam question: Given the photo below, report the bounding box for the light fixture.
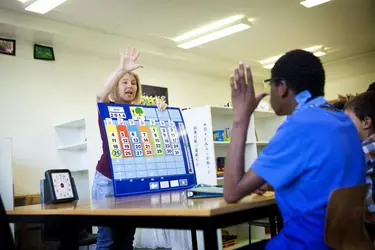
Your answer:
[17,0,28,3]
[263,64,274,69]
[260,45,326,69]
[175,16,251,49]
[25,0,67,14]
[313,51,326,57]
[300,0,331,8]
[174,15,245,42]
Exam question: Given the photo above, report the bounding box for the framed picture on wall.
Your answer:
[0,38,16,56]
[141,85,169,105]
[34,44,55,61]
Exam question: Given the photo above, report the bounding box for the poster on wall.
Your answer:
[0,38,15,56]
[141,85,169,106]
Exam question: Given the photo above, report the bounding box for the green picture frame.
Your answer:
[34,44,55,61]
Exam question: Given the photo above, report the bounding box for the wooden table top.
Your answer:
[7,191,275,217]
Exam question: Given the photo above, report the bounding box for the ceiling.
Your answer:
[0,0,375,81]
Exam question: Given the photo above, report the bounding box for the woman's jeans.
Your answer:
[92,171,136,250]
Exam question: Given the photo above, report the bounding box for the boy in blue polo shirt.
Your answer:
[223,50,366,250]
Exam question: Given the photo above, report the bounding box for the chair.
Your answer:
[325,184,374,250]
[0,195,16,250]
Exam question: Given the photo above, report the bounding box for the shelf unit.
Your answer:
[182,105,284,250]
[53,118,90,200]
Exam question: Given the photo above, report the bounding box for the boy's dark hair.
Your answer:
[332,101,346,110]
[271,49,325,97]
[367,82,375,92]
[344,91,375,128]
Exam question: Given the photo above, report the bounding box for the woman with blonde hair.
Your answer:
[93,47,166,249]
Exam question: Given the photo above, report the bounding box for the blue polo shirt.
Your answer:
[252,106,366,250]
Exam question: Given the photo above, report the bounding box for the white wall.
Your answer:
[0,38,230,195]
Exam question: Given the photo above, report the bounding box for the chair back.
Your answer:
[325,184,374,250]
[0,195,15,250]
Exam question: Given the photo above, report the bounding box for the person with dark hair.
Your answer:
[344,92,375,240]
[367,82,375,92]
[224,49,365,250]
[332,100,346,110]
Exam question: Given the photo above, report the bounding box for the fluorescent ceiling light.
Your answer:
[300,0,331,8]
[263,64,274,69]
[17,0,28,3]
[177,23,251,49]
[313,51,326,57]
[174,15,244,42]
[25,0,67,14]
[260,45,325,69]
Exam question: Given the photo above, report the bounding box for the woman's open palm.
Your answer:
[119,47,144,72]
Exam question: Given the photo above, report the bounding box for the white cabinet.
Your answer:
[53,118,90,200]
[182,106,284,249]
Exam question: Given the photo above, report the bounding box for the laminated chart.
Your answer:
[98,103,197,197]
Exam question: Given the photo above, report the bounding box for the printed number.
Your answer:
[169,120,174,126]
[110,113,114,118]
[162,133,168,138]
[153,133,159,138]
[142,137,149,142]
[174,150,181,155]
[122,138,128,143]
[161,128,167,133]
[132,137,140,143]
[111,138,117,143]
[166,149,172,154]
[169,127,175,133]
[131,132,136,137]
[113,144,119,149]
[120,132,125,137]
[112,149,122,157]
[145,144,151,149]
[157,149,163,154]
[146,150,152,156]
[111,132,116,137]
[156,144,161,149]
[129,119,135,125]
[152,128,157,133]
[172,138,178,143]
[164,139,170,144]
[136,150,143,156]
[170,133,176,138]
[160,121,166,126]
[141,132,147,137]
[123,144,130,149]
[165,144,171,149]
[125,150,132,156]
[173,144,179,149]
[135,144,142,149]
[150,120,156,125]
[155,138,160,143]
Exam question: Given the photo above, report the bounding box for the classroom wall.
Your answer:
[0,38,231,195]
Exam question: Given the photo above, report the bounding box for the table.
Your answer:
[7,191,278,250]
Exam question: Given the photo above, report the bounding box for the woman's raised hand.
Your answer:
[119,47,144,72]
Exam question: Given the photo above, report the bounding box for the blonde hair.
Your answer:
[109,71,142,104]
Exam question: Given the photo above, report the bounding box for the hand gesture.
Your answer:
[118,47,144,72]
[252,183,269,195]
[230,63,267,123]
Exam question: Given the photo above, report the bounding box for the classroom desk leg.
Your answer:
[269,216,277,237]
[203,228,218,250]
[191,229,198,250]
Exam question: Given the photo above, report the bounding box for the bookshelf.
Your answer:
[53,118,90,200]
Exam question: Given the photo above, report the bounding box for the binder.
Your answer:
[185,184,223,199]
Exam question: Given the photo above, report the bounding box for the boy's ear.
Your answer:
[363,116,373,130]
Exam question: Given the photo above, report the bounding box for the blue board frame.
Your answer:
[98,103,197,197]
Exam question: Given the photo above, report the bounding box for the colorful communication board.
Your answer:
[98,103,197,197]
